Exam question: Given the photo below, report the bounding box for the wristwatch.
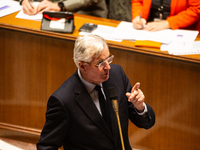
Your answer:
[19,0,24,5]
[58,2,65,11]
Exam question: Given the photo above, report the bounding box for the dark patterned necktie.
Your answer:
[95,85,111,130]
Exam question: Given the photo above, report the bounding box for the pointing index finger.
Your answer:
[132,82,140,92]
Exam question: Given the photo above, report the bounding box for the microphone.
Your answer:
[108,87,125,150]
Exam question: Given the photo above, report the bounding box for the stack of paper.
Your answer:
[79,24,122,42]
[106,21,199,55]
[109,21,174,44]
[164,41,200,55]
[161,30,199,55]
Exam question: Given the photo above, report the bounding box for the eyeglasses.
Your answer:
[85,54,114,69]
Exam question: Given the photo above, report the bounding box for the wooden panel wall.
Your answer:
[110,48,200,149]
[0,28,200,150]
[0,28,76,129]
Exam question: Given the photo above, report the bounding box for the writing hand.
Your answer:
[126,82,145,112]
[22,0,37,15]
[132,16,146,30]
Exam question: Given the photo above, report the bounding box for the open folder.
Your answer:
[135,40,162,48]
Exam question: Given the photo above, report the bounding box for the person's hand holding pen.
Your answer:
[21,0,61,15]
[132,11,171,31]
[132,11,146,30]
[133,17,170,32]
[21,0,37,15]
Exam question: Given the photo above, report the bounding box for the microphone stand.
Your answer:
[112,99,125,150]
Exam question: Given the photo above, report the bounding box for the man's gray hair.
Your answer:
[73,34,107,68]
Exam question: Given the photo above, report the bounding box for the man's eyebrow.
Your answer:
[97,54,110,63]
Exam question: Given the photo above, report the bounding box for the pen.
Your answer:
[29,0,34,9]
[138,10,144,29]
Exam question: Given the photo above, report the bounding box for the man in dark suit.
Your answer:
[37,34,155,150]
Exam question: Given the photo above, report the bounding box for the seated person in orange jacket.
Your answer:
[132,0,200,32]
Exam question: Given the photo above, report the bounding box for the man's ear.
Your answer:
[78,62,87,71]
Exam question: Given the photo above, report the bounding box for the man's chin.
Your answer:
[103,74,109,81]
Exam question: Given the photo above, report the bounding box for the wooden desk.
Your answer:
[0,12,200,150]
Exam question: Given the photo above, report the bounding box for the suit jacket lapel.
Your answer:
[74,75,113,141]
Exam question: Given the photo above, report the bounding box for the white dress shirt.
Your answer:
[77,69,147,116]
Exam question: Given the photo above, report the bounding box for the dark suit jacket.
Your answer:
[37,64,155,150]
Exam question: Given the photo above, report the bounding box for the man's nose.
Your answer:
[104,61,111,70]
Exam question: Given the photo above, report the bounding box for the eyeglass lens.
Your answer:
[99,55,114,68]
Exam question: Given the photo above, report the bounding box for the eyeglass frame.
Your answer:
[83,53,114,69]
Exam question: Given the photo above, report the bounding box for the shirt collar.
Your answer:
[78,69,102,93]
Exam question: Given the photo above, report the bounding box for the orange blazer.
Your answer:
[132,0,200,32]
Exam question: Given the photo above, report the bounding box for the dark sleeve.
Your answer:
[63,0,99,12]
[37,95,70,150]
[128,103,155,129]
[119,65,155,129]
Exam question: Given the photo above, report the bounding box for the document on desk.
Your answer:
[15,2,42,21]
[0,0,21,18]
[160,30,199,55]
[79,24,122,42]
[167,41,200,55]
[109,21,174,44]
[0,139,24,150]
[171,29,199,43]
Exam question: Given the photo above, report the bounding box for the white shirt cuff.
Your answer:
[137,103,148,115]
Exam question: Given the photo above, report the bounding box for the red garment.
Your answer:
[132,0,200,32]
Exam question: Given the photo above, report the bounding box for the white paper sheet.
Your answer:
[0,0,21,18]
[171,29,199,42]
[160,30,199,55]
[109,21,174,44]
[0,139,24,150]
[15,2,42,21]
[167,41,200,55]
[79,24,122,42]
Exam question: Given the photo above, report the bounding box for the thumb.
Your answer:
[141,18,146,25]
[126,92,131,98]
